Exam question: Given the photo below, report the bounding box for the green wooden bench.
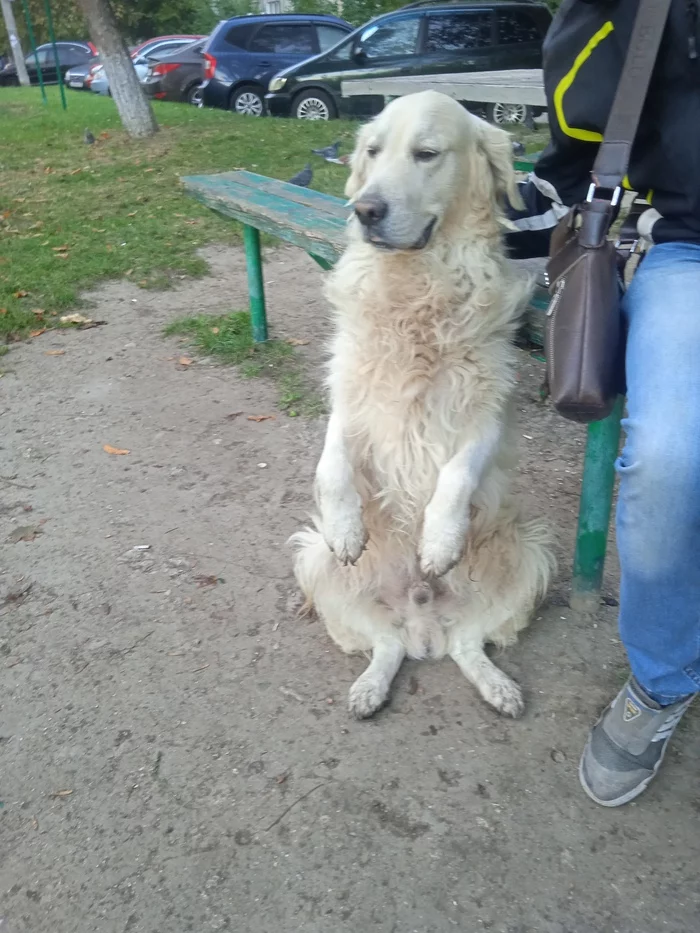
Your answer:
[182,168,622,612]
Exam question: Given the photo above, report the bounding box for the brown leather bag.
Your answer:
[545,0,672,423]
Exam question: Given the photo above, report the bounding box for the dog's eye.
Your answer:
[414,149,439,163]
[367,146,379,158]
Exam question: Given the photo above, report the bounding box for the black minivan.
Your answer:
[265,0,551,123]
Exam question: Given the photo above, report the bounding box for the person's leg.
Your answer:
[580,241,700,806]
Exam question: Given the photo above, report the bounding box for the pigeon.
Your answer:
[84,128,96,145]
[511,140,526,157]
[311,140,341,161]
[288,163,313,187]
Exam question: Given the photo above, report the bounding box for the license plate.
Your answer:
[69,80,82,88]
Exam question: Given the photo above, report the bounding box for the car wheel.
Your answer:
[185,83,203,106]
[294,89,335,121]
[230,85,265,117]
[486,102,532,126]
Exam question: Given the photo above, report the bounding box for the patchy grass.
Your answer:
[165,310,325,417]
[0,87,355,340]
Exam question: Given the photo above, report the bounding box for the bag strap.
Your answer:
[592,0,673,192]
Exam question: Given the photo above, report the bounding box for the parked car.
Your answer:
[200,14,352,116]
[65,55,101,89]
[142,38,207,105]
[0,41,97,87]
[89,35,204,95]
[265,0,551,123]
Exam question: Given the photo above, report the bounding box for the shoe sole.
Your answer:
[578,734,669,808]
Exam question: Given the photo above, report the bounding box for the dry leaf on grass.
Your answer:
[8,525,43,543]
[45,349,65,356]
[247,414,276,423]
[60,314,92,326]
[49,789,73,799]
[30,329,46,338]
[103,444,130,456]
[32,308,44,316]
[14,290,29,298]
[55,253,69,260]
[127,212,137,217]
[285,337,310,346]
[211,327,219,334]
[0,309,7,315]
[178,356,193,367]
[52,245,68,252]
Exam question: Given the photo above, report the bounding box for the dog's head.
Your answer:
[345,90,523,252]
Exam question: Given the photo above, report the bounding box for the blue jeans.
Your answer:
[617,241,700,705]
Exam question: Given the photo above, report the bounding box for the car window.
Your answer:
[152,42,186,57]
[248,24,315,55]
[360,17,420,60]
[26,47,52,67]
[425,12,492,52]
[497,11,542,44]
[224,23,257,49]
[317,24,348,52]
[327,33,354,62]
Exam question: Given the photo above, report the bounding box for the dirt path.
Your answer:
[2,246,699,933]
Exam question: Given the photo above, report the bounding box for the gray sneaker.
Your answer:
[579,676,694,807]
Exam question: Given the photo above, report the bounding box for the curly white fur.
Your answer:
[292,92,555,719]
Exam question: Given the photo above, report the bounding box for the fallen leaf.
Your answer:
[14,290,28,298]
[145,167,154,172]
[285,337,310,346]
[276,773,288,785]
[30,328,46,338]
[45,349,65,356]
[211,327,219,334]
[127,212,137,217]
[56,253,69,260]
[8,525,43,543]
[194,574,219,587]
[70,168,83,175]
[99,131,110,139]
[103,444,130,456]
[0,309,6,315]
[92,228,106,233]
[125,268,133,276]
[14,197,26,203]
[178,356,193,367]
[52,245,68,252]
[32,308,45,316]
[31,816,39,830]
[60,314,92,325]
[247,414,275,423]
[49,789,73,799]
[44,166,54,174]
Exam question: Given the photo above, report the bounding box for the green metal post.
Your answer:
[19,0,47,105]
[308,253,334,271]
[43,0,66,110]
[243,225,267,342]
[571,395,624,612]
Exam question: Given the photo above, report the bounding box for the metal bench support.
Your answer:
[571,396,624,612]
[243,224,267,343]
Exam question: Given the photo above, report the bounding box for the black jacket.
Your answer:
[509,0,700,258]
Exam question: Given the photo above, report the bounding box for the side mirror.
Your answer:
[352,45,366,64]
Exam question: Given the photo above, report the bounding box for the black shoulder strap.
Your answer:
[592,0,673,191]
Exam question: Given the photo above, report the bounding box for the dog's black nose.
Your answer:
[354,196,388,227]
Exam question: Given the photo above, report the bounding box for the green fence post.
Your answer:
[19,0,47,105]
[243,225,267,343]
[571,396,624,612]
[43,0,67,110]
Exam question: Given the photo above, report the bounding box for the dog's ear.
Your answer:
[478,121,524,211]
[345,121,372,201]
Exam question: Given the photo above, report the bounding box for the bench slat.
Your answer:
[182,172,348,263]
[229,171,350,219]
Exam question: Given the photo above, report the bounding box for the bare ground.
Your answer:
[2,245,699,933]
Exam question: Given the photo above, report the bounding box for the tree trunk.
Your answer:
[1,0,30,86]
[75,0,157,138]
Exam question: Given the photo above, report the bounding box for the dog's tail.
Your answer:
[289,523,333,615]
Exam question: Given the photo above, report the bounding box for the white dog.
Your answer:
[293,91,554,720]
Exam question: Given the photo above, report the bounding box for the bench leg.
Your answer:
[243,224,267,343]
[570,396,624,612]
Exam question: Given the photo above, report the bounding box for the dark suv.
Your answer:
[201,14,353,116]
[265,1,551,122]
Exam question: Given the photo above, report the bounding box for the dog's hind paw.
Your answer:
[348,674,389,719]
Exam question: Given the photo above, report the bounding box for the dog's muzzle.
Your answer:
[354,196,436,251]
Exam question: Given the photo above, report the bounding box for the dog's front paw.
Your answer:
[322,500,367,565]
[419,533,465,578]
[480,676,524,719]
[348,673,389,719]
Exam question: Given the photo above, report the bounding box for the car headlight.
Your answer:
[268,77,287,93]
